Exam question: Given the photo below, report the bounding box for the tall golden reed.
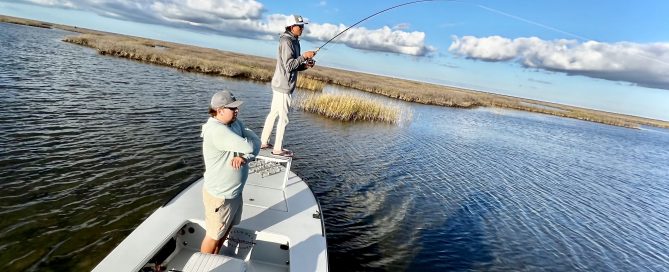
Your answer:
[295,93,401,124]
[297,75,325,92]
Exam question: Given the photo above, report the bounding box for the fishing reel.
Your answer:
[305,58,316,66]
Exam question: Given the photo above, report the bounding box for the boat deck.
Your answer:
[93,151,328,272]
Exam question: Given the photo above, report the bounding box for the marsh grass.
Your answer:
[0,15,52,28]
[63,34,277,81]
[295,93,401,124]
[45,27,667,128]
[297,75,325,91]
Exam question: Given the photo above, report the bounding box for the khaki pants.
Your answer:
[203,189,242,240]
[261,90,292,153]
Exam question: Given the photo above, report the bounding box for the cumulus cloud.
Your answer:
[152,0,263,21]
[305,23,434,56]
[449,35,669,90]
[9,0,434,56]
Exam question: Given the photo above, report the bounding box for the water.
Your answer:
[1,23,669,272]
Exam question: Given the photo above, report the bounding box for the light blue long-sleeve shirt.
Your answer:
[201,117,260,199]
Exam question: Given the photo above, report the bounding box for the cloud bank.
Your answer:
[449,35,669,90]
[13,0,434,56]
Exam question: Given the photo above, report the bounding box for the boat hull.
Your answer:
[94,154,328,272]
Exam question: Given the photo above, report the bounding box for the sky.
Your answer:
[1,0,668,121]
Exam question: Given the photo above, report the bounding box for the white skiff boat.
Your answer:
[94,151,328,272]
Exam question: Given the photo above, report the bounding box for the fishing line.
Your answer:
[315,0,592,48]
[476,4,592,41]
[310,0,669,68]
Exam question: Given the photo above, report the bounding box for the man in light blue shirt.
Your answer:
[200,90,260,254]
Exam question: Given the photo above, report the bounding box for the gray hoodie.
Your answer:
[271,31,308,94]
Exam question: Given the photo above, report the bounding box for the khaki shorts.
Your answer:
[203,189,243,240]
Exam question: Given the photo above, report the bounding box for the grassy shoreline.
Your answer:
[3,14,668,129]
[0,15,52,29]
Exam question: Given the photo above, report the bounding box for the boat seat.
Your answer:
[183,252,246,272]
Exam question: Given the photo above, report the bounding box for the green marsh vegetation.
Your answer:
[2,13,660,128]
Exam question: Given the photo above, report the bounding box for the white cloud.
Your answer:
[9,0,435,56]
[153,0,263,20]
[449,35,669,90]
[27,0,76,8]
[306,23,434,56]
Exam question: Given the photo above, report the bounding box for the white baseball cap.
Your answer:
[285,15,308,28]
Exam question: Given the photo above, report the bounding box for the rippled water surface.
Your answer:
[1,24,669,271]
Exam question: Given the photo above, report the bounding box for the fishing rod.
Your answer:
[314,0,451,53]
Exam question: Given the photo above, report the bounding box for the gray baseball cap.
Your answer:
[210,90,243,109]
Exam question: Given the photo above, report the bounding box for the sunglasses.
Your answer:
[218,107,238,112]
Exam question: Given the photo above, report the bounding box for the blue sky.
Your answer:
[1,0,668,121]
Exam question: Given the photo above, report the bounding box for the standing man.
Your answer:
[260,14,316,157]
[200,90,260,254]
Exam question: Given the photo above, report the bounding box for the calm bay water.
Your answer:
[1,23,669,271]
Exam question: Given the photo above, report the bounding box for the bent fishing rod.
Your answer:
[314,0,452,53]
